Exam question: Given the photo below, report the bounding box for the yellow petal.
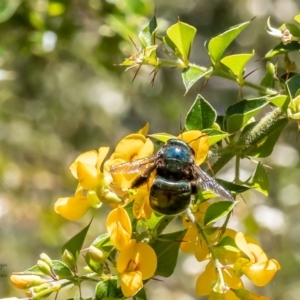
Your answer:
[113,134,147,161]
[134,242,157,279]
[196,260,216,296]
[117,239,136,273]
[242,259,280,286]
[135,137,154,159]
[76,162,99,189]
[180,226,198,253]
[107,207,132,238]
[69,150,98,178]
[137,123,149,136]
[96,147,110,171]
[54,196,91,220]
[120,271,143,297]
[180,131,209,165]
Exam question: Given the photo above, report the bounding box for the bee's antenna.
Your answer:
[188,134,207,145]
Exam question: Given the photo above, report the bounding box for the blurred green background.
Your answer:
[0,0,300,299]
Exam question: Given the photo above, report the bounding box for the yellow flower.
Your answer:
[233,232,281,286]
[106,207,132,251]
[196,259,243,297]
[117,239,157,297]
[54,185,101,220]
[106,132,154,190]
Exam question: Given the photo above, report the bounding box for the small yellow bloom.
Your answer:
[233,232,281,286]
[54,186,101,220]
[10,274,47,289]
[117,239,157,297]
[196,259,243,297]
[107,207,132,251]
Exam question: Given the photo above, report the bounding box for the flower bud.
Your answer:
[10,274,47,289]
[88,246,106,263]
[37,260,52,276]
[39,253,53,268]
[62,249,76,270]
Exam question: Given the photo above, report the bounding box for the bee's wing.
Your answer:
[110,156,157,189]
[193,167,234,201]
[110,156,157,174]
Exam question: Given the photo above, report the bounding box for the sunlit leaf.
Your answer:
[202,128,230,146]
[205,21,250,66]
[285,73,300,98]
[147,133,176,143]
[220,52,255,83]
[185,95,217,130]
[182,65,212,93]
[269,95,289,110]
[163,21,197,65]
[95,277,122,300]
[204,201,237,226]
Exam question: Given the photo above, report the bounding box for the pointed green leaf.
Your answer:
[148,133,176,143]
[202,128,230,146]
[204,201,237,226]
[244,118,288,157]
[152,230,187,277]
[143,213,174,237]
[163,21,196,65]
[215,179,250,194]
[295,13,300,23]
[265,41,300,58]
[245,162,269,196]
[281,23,300,37]
[286,73,300,98]
[185,95,217,130]
[225,97,268,133]
[220,52,255,83]
[269,95,289,110]
[134,287,147,300]
[61,219,92,262]
[182,65,213,93]
[139,15,157,47]
[205,21,250,65]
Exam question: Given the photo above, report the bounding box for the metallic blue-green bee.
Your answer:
[110,139,233,215]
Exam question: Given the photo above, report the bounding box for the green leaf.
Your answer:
[202,128,230,146]
[152,230,187,277]
[215,179,250,194]
[133,288,147,300]
[265,41,300,58]
[139,15,157,47]
[285,73,300,98]
[225,97,268,133]
[244,118,288,158]
[204,201,237,226]
[185,95,217,130]
[163,21,196,65]
[216,236,240,252]
[269,95,289,110]
[92,233,114,256]
[182,65,212,93]
[61,219,92,262]
[52,260,73,279]
[95,277,123,300]
[147,132,176,143]
[205,21,250,66]
[220,52,255,83]
[245,162,269,196]
[295,13,300,23]
[142,213,174,237]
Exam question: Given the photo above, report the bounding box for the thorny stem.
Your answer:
[186,208,229,294]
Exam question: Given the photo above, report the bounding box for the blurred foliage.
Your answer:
[1,0,300,299]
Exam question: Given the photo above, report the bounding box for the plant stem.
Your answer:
[186,208,228,293]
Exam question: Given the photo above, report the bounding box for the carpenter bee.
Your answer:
[110,138,234,215]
